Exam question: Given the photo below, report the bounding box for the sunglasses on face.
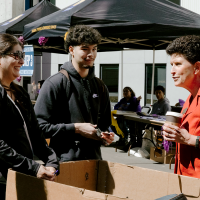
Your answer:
[2,51,25,60]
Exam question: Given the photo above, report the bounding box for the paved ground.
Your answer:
[101,145,175,173]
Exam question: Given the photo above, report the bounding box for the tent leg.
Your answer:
[150,48,155,105]
[41,54,42,80]
[119,51,123,99]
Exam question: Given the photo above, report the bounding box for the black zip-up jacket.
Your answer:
[0,85,59,179]
[34,61,111,161]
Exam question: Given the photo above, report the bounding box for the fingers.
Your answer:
[37,165,55,181]
[90,124,97,128]
[101,132,114,145]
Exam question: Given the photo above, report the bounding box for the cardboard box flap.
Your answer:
[55,160,98,191]
[6,169,92,200]
[97,161,169,200]
[168,173,200,198]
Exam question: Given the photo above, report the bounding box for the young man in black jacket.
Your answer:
[34,25,114,162]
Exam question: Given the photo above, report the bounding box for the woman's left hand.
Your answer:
[162,123,195,146]
[101,132,115,146]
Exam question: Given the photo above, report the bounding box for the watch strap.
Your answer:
[195,136,200,149]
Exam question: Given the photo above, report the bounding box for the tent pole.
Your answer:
[119,51,123,99]
[41,53,42,80]
[150,48,155,105]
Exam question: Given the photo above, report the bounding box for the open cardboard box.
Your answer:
[6,160,200,200]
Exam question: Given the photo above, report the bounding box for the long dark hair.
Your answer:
[0,33,26,111]
[123,86,135,97]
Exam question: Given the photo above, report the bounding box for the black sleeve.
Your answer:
[34,78,75,139]
[0,92,40,178]
[98,85,112,132]
[26,92,59,171]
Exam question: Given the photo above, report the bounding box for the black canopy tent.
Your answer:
[23,0,200,103]
[0,0,60,35]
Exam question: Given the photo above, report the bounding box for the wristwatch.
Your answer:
[195,136,200,149]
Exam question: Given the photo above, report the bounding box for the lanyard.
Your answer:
[6,93,34,155]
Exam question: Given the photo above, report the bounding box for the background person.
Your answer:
[163,35,200,178]
[114,87,142,148]
[37,80,45,95]
[151,85,171,115]
[34,25,114,162]
[114,86,142,112]
[0,33,59,199]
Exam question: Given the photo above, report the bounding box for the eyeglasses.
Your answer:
[2,51,25,60]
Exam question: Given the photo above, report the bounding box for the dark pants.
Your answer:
[0,183,6,200]
[117,117,129,140]
[129,121,145,147]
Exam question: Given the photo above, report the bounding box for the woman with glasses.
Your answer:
[163,35,200,178]
[0,33,59,198]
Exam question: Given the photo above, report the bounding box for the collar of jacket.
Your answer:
[181,87,200,124]
[61,60,95,81]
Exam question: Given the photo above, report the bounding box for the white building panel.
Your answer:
[98,51,120,64]
[123,63,145,106]
[181,0,200,14]
[56,0,78,9]
[123,50,144,64]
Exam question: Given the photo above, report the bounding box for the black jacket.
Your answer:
[0,85,59,179]
[34,61,111,161]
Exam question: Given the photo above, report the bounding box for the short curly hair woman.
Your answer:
[163,35,200,178]
[64,25,102,53]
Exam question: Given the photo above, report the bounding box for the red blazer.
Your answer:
[175,88,200,178]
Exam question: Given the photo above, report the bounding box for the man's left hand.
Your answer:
[101,132,114,145]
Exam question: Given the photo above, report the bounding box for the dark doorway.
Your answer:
[23,77,31,92]
[145,64,166,105]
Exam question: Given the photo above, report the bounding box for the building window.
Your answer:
[25,0,33,10]
[145,64,166,105]
[100,64,119,102]
[168,0,180,5]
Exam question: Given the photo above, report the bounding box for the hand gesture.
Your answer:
[37,165,56,181]
[75,123,100,140]
[162,123,195,146]
[137,96,142,101]
[101,132,115,146]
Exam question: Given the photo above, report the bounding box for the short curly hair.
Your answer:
[166,35,200,64]
[64,25,102,53]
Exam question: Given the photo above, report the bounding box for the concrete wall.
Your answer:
[94,50,189,107]
[51,53,69,75]
[56,0,78,9]
[0,0,25,23]
[181,0,200,14]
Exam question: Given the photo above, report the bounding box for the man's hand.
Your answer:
[46,166,56,173]
[101,132,115,146]
[74,123,100,140]
[37,165,55,181]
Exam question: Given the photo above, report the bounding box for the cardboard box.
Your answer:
[6,160,200,200]
[150,147,176,164]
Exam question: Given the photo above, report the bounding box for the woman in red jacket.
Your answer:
[163,35,200,178]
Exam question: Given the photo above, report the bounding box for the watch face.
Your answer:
[96,128,102,137]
